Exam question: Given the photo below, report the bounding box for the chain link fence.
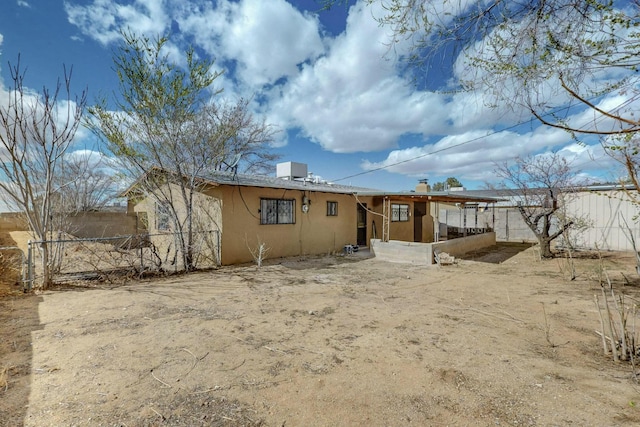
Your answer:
[22,230,220,289]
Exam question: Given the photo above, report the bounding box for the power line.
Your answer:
[331,113,540,183]
[331,94,637,183]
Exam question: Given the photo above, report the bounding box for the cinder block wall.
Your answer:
[0,212,138,238]
[0,213,28,232]
[65,212,138,238]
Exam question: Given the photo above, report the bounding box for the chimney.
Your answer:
[415,179,431,192]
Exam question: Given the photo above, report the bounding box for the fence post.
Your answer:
[216,230,221,266]
[27,240,33,291]
[506,210,510,241]
[139,235,144,273]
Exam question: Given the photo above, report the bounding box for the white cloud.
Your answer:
[265,1,535,154]
[360,124,580,181]
[171,0,325,99]
[60,0,625,186]
[17,0,31,8]
[211,0,324,87]
[267,2,454,153]
[64,0,455,153]
[64,0,169,45]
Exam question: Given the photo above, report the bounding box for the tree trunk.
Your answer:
[539,238,554,258]
[539,215,554,258]
[41,242,52,289]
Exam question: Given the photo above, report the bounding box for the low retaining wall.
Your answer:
[371,232,496,265]
[432,232,496,260]
[370,239,433,264]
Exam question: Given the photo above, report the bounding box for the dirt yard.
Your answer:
[2,242,640,426]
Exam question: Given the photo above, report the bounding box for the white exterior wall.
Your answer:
[564,190,640,251]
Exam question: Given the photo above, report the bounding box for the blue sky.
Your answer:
[0,0,623,195]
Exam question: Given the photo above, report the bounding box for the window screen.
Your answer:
[260,198,295,224]
[327,201,338,216]
[391,203,409,222]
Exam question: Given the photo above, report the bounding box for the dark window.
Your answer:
[391,203,409,222]
[156,202,171,231]
[327,201,338,216]
[260,198,295,224]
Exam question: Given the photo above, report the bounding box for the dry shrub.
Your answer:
[0,366,8,391]
[0,252,21,286]
[594,273,640,381]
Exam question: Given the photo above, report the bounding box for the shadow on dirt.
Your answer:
[269,249,375,271]
[458,242,534,264]
[1,230,44,426]
[0,290,43,427]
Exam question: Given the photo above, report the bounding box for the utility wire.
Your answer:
[330,94,637,183]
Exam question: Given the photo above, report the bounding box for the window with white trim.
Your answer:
[260,198,295,224]
[391,203,409,222]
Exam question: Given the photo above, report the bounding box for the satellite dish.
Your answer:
[227,153,242,170]
[222,153,242,179]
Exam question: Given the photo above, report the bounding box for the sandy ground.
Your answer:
[2,242,640,426]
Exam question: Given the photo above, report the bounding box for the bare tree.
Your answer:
[0,57,87,288]
[190,100,279,174]
[88,32,276,272]
[55,151,119,212]
[494,153,580,258]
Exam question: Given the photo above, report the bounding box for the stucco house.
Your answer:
[124,162,500,266]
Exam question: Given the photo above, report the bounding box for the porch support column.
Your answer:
[382,197,391,242]
[433,201,440,242]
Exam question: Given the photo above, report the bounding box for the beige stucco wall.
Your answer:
[131,185,222,231]
[422,210,435,242]
[389,216,413,242]
[211,185,361,265]
[130,183,223,269]
[128,183,441,266]
[367,198,433,244]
